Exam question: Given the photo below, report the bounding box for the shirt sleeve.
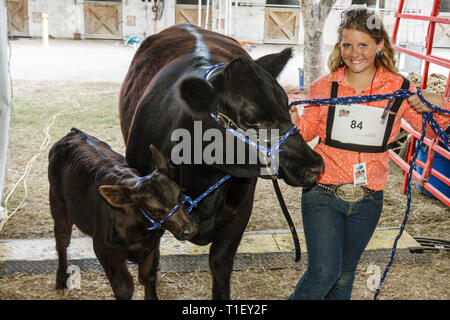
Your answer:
[296,80,323,142]
[400,83,450,138]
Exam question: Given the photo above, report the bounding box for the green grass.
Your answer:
[2,81,124,238]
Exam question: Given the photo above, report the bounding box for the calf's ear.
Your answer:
[255,47,292,78]
[179,77,217,118]
[99,185,132,210]
[150,145,175,179]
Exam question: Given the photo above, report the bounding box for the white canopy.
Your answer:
[0,0,11,220]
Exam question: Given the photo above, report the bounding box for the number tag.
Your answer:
[331,104,388,147]
[351,120,364,130]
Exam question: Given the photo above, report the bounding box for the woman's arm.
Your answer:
[407,91,445,113]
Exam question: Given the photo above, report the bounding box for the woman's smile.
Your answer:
[340,29,383,76]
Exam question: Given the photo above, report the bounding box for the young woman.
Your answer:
[288,7,449,300]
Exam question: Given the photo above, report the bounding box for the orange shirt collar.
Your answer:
[332,66,393,92]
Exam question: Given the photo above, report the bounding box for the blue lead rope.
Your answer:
[209,112,299,177]
[184,174,232,214]
[144,65,448,298]
[373,114,428,300]
[289,88,449,147]
[138,175,231,229]
[139,63,296,232]
[289,88,449,300]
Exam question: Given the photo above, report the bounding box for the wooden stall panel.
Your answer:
[175,5,211,27]
[264,8,299,44]
[84,1,122,39]
[6,0,29,37]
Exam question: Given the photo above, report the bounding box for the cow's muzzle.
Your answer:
[178,221,198,240]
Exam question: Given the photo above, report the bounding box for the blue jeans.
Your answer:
[289,184,383,300]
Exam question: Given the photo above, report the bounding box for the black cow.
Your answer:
[119,24,324,299]
[48,128,198,299]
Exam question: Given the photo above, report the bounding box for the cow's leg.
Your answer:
[209,214,250,300]
[94,244,134,300]
[138,244,160,300]
[209,182,255,300]
[50,194,72,290]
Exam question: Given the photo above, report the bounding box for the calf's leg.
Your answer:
[138,244,160,300]
[94,244,134,300]
[50,194,73,290]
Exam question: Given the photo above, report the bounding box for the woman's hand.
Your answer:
[289,106,299,125]
[407,91,444,113]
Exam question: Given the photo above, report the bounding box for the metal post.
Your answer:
[228,0,232,36]
[0,0,11,219]
[42,13,49,48]
[391,0,405,44]
[211,0,216,31]
[422,0,441,89]
[234,0,238,35]
[218,0,222,33]
[225,0,229,35]
[198,0,202,27]
[205,0,210,29]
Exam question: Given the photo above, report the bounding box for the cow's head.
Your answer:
[177,48,324,187]
[99,145,198,240]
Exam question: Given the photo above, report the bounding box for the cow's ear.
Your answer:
[99,185,132,210]
[179,77,217,117]
[222,56,254,81]
[224,56,249,74]
[150,144,175,179]
[255,48,292,78]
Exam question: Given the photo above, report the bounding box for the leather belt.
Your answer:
[317,183,377,203]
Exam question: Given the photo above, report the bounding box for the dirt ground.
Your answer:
[0,81,448,300]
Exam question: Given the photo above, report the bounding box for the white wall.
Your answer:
[233,0,266,43]
[22,0,444,47]
[122,0,155,38]
[26,0,163,40]
[28,0,84,39]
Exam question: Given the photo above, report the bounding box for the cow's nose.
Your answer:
[181,222,198,240]
[305,164,324,183]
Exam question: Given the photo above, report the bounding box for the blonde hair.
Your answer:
[327,7,398,74]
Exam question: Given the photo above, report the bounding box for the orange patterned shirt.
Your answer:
[296,66,450,191]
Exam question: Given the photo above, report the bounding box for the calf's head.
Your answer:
[99,146,198,240]
[178,48,324,187]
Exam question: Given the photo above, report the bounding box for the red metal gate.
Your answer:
[389,0,450,207]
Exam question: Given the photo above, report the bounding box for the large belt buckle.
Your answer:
[334,183,366,203]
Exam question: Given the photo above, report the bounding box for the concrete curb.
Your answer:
[0,228,429,277]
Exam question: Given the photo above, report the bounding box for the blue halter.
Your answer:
[140,62,302,228]
[136,172,198,230]
[204,63,300,177]
[139,195,191,231]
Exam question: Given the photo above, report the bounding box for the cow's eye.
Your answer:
[242,116,258,127]
[150,209,166,217]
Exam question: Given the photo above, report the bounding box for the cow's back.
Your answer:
[48,128,135,235]
[119,24,249,144]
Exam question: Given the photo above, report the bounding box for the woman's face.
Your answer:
[340,29,384,75]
